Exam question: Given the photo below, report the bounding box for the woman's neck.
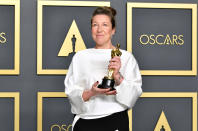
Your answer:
[94,44,115,49]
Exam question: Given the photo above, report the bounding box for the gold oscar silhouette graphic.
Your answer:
[154,111,171,131]
[98,44,122,90]
[58,20,86,56]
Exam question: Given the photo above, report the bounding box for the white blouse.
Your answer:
[64,48,142,119]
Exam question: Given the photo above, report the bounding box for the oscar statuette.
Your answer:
[98,44,122,91]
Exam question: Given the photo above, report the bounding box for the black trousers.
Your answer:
[73,110,129,131]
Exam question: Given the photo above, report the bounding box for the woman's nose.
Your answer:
[97,25,103,32]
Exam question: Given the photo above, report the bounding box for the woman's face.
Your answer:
[91,14,115,48]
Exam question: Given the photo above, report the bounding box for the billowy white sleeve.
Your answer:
[64,57,90,115]
[114,54,142,108]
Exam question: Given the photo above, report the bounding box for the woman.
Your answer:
[65,7,142,131]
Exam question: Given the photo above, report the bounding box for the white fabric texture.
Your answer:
[64,48,142,119]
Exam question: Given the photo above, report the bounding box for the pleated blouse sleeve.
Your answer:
[114,53,142,109]
[64,55,90,114]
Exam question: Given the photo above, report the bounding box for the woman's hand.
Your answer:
[82,81,117,101]
[108,56,121,76]
[108,56,123,85]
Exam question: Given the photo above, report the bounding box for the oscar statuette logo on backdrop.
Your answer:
[37,1,110,75]
[58,20,86,57]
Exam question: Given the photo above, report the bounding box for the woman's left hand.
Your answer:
[108,56,121,78]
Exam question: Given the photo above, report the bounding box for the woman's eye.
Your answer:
[92,24,97,27]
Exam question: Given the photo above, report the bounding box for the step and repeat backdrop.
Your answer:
[0,0,197,131]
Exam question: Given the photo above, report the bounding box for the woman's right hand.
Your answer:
[82,81,117,101]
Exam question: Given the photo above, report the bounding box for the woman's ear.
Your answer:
[112,28,116,35]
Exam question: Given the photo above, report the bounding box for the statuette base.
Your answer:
[98,77,115,91]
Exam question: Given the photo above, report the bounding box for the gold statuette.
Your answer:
[98,44,122,90]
